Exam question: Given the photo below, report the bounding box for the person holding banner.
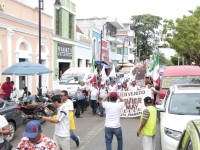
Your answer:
[128,80,140,91]
[108,80,117,92]
[137,96,157,150]
[102,92,124,150]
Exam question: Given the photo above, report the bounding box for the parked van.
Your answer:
[159,65,200,100]
[57,67,91,98]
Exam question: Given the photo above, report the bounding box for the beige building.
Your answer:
[0,0,54,95]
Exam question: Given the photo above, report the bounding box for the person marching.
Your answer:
[60,90,80,147]
[128,80,140,91]
[137,96,157,150]
[88,82,99,115]
[98,83,108,117]
[102,92,125,150]
[43,95,70,150]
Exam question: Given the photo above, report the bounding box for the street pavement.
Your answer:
[11,108,161,150]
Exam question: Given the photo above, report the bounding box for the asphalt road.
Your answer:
[11,108,161,150]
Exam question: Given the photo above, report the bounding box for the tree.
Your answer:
[158,51,168,66]
[131,14,162,60]
[162,7,200,65]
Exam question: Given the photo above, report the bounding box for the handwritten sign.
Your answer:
[118,90,148,117]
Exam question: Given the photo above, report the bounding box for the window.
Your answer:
[19,58,26,89]
[78,59,83,67]
[86,59,90,67]
[169,93,200,115]
[56,9,62,36]
[69,13,74,39]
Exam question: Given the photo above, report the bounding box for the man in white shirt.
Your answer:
[102,92,124,150]
[43,95,70,150]
[128,80,140,91]
[89,82,99,115]
[98,83,108,117]
[108,80,117,92]
[61,90,80,147]
[0,115,10,145]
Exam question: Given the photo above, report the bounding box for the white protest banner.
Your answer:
[118,89,151,118]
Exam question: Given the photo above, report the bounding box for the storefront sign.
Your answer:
[57,43,72,59]
[118,90,150,117]
[80,35,92,43]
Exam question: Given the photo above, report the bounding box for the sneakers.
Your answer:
[76,136,80,147]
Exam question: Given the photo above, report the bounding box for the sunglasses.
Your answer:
[60,95,66,97]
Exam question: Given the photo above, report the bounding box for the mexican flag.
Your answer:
[149,53,160,86]
[89,56,97,83]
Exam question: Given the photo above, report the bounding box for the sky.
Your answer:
[73,0,200,59]
[73,0,200,22]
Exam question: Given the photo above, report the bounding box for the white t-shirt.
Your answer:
[102,102,124,128]
[64,99,74,111]
[90,87,99,100]
[99,88,107,99]
[108,85,117,92]
[77,85,87,91]
[55,104,70,137]
[128,85,140,91]
[0,115,8,143]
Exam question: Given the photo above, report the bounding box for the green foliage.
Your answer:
[158,51,168,65]
[162,7,200,65]
[131,14,162,60]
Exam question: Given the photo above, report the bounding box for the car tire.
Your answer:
[4,122,15,142]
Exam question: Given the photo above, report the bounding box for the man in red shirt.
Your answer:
[1,77,13,100]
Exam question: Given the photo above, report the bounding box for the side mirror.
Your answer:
[156,104,165,112]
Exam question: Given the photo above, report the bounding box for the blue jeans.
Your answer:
[70,130,78,142]
[105,127,123,150]
[98,98,104,115]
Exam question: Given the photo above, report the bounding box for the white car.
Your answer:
[156,84,200,150]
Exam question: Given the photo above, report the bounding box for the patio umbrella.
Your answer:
[2,61,53,76]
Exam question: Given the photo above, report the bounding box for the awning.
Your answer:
[95,61,110,68]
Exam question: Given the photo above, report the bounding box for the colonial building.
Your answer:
[77,17,124,66]
[0,0,54,95]
[75,25,92,68]
[53,0,76,90]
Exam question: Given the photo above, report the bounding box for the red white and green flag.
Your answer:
[149,53,160,86]
[89,56,97,83]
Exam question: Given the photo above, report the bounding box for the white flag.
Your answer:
[109,64,116,78]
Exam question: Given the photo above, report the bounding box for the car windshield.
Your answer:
[59,75,84,85]
[162,76,200,89]
[169,93,200,115]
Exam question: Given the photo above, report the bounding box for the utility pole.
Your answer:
[134,37,137,65]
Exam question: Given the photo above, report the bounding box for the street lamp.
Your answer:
[100,23,107,69]
[134,37,137,65]
[122,36,131,67]
[38,0,61,96]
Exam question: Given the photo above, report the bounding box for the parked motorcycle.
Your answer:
[35,89,56,116]
[19,102,47,124]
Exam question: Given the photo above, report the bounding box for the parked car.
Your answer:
[156,84,200,150]
[159,65,200,102]
[0,100,23,141]
[177,119,200,150]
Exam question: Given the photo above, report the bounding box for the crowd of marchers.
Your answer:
[0,74,159,150]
